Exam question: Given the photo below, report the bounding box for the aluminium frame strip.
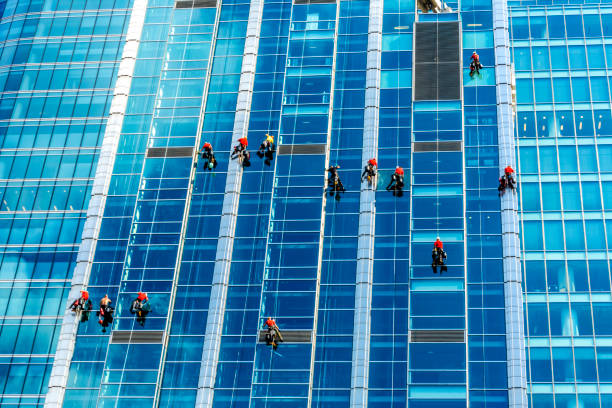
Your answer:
[493,0,528,405]
[195,0,264,406]
[349,0,383,407]
[43,0,149,406]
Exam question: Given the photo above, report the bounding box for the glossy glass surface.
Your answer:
[511,5,612,407]
[0,0,132,404]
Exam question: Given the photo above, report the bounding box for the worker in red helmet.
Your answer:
[264,317,283,350]
[200,142,217,170]
[70,290,93,322]
[70,290,91,312]
[361,158,378,184]
[432,237,447,270]
[470,51,483,76]
[386,166,405,195]
[231,136,250,163]
[201,142,213,157]
[504,165,516,190]
[130,292,151,327]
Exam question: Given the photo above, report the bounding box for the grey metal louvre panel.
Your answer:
[175,0,216,8]
[438,63,461,100]
[146,147,194,158]
[295,0,335,4]
[414,24,437,63]
[436,23,460,62]
[414,64,437,101]
[410,330,464,343]
[414,21,460,101]
[277,144,326,155]
[110,331,165,344]
[258,330,312,343]
[413,141,462,152]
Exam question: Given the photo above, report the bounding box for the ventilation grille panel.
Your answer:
[146,147,194,158]
[410,330,465,343]
[258,330,312,343]
[294,0,335,4]
[110,330,165,344]
[413,141,462,152]
[277,144,327,155]
[414,21,461,101]
[175,0,216,8]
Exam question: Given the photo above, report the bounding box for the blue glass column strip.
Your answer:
[493,0,528,405]
[43,1,147,405]
[206,1,292,405]
[195,1,264,406]
[408,18,467,406]
[153,1,236,405]
[350,1,382,407]
[92,4,221,405]
[308,0,341,403]
[246,3,339,406]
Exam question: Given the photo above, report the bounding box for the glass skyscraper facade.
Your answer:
[511,4,612,407]
[0,0,610,406]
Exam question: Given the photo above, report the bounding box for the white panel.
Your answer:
[350,1,383,407]
[493,0,528,405]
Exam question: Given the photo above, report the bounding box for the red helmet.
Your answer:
[238,137,248,146]
[368,158,377,167]
[203,142,212,149]
[395,166,404,175]
[137,292,147,301]
[81,290,89,300]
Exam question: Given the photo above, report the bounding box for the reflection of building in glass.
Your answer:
[0,0,611,406]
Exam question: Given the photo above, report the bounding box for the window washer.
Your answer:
[130,292,151,327]
[231,137,249,159]
[470,52,483,76]
[97,295,114,332]
[361,158,378,185]
[70,290,92,312]
[257,134,275,158]
[432,237,447,269]
[70,290,93,322]
[200,142,217,170]
[498,175,507,196]
[264,317,283,350]
[327,165,346,195]
[386,166,405,195]
[504,165,516,189]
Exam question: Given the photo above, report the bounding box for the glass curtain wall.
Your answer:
[0,0,132,404]
[462,0,509,406]
[63,1,222,406]
[368,0,413,407]
[249,2,339,407]
[408,15,467,408]
[313,0,368,406]
[209,1,291,407]
[158,1,250,406]
[511,5,612,407]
